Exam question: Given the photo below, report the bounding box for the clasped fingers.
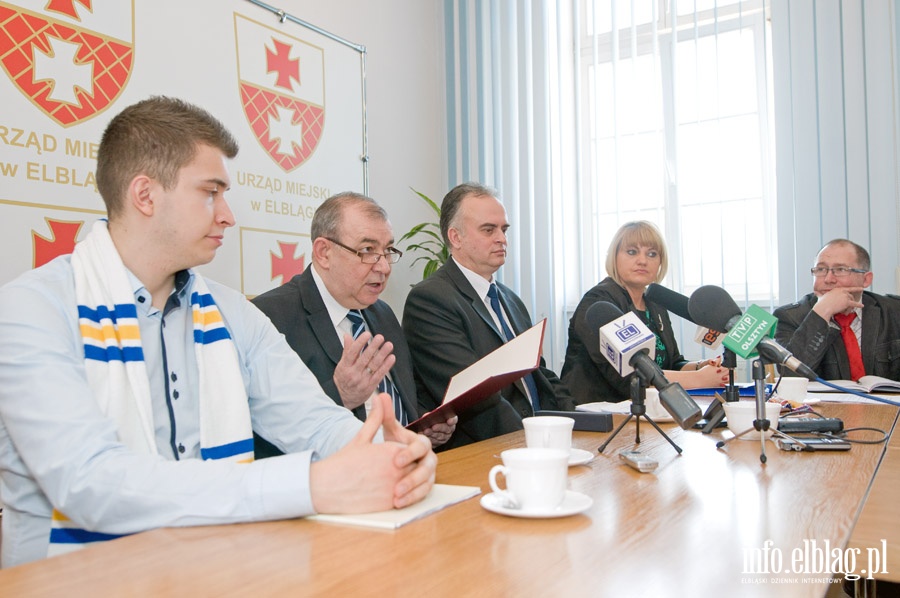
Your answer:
[393,444,437,509]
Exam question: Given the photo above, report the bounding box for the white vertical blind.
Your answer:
[444,0,577,369]
[772,0,899,299]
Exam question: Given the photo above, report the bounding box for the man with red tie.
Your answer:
[774,239,900,381]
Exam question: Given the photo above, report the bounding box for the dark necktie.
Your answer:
[346,310,407,425]
[487,283,541,413]
[833,312,865,381]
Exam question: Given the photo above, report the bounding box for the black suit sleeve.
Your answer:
[402,275,521,448]
[576,296,631,398]
[403,282,475,411]
[773,297,839,377]
[494,284,572,411]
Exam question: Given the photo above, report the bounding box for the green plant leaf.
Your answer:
[400,188,448,279]
[411,187,441,217]
[423,260,440,279]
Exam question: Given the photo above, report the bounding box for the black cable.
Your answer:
[764,372,890,444]
[806,427,889,445]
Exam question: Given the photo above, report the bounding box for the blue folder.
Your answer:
[687,384,773,397]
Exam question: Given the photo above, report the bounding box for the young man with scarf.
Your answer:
[0,97,436,568]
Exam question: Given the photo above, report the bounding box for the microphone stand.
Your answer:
[699,349,739,434]
[722,349,741,402]
[598,375,683,455]
[716,359,801,464]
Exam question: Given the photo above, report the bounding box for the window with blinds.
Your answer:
[577,0,777,304]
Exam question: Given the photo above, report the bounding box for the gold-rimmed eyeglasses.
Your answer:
[326,237,403,264]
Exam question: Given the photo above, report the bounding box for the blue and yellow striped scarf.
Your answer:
[50,220,253,556]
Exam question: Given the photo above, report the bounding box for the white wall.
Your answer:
[0,0,446,314]
[278,0,448,312]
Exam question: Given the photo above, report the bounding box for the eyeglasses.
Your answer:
[326,237,403,264]
[810,266,868,277]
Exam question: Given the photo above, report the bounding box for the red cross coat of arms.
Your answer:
[0,1,133,127]
[234,14,325,173]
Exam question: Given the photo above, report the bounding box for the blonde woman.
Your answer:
[561,221,727,404]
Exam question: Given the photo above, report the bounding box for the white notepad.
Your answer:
[308,484,481,530]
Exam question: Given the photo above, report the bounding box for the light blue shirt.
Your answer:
[0,256,363,567]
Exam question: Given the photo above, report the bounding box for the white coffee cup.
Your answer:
[723,401,782,440]
[642,388,669,420]
[523,416,574,452]
[777,377,809,402]
[488,448,569,511]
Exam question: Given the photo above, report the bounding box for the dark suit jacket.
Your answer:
[773,291,900,381]
[402,258,573,450]
[560,277,687,404]
[251,266,419,457]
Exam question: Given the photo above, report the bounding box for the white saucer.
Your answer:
[480,490,593,519]
[568,448,594,466]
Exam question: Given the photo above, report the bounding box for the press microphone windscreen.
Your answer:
[583,301,626,338]
[645,283,694,324]
[688,285,742,333]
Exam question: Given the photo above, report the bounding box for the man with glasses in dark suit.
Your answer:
[253,192,456,456]
[773,238,900,381]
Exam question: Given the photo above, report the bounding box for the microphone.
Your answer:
[582,301,702,428]
[645,283,692,322]
[582,302,656,378]
[687,285,817,381]
[646,283,724,349]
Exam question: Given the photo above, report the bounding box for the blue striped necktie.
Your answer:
[346,309,407,425]
[486,284,541,413]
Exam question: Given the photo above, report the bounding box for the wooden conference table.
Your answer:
[0,401,896,597]
[847,404,900,585]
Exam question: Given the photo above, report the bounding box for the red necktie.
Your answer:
[833,312,865,381]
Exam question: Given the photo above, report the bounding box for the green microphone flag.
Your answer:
[721,305,778,359]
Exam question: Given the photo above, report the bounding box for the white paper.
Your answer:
[308,484,481,530]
